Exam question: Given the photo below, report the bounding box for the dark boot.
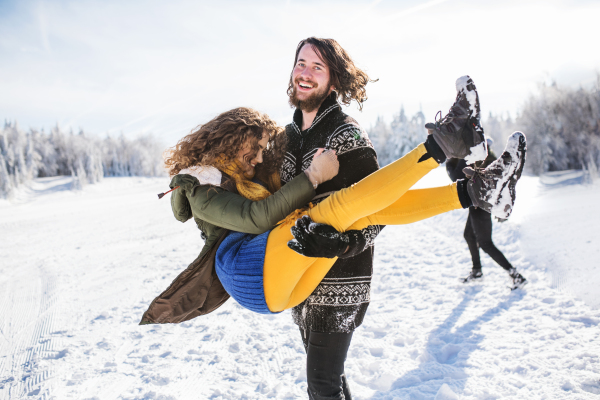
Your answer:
[425,75,487,163]
[465,131,527,219]
[462,268,483,283]
[508,268,527,290]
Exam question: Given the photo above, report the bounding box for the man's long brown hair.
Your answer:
[287,37,377,111]
[164,108,287,180]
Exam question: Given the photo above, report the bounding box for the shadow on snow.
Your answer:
[370,288,526,399]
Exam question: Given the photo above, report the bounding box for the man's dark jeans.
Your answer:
[300,329,353,400]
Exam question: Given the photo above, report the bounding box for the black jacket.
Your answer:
[282,93,382,332]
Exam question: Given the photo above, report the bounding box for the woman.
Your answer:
[141,107,526,323]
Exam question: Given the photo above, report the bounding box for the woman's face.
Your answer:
[236,132,269,176]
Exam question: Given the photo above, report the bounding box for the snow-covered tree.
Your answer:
[369,77,600,178]
[368,116,393,165]
[517,78,600,175]
[0,122,166,198]
[368,107,427,166]
[101,133,164,177]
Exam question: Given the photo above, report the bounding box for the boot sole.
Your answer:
[456,76,487,164]
[510,280,528,291]
[460,275,484,284]
[490,132,527,219]
[456,76,480,119]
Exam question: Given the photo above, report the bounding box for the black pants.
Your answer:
[464,207,513,271]
[300,329,353,400]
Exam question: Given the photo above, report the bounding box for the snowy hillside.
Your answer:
[1,170,599,399]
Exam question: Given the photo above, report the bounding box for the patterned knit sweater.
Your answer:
[282,93,382,333]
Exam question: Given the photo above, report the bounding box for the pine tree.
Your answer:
[0,120,165,198]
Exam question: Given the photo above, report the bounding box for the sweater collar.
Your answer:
[292,92,340,135]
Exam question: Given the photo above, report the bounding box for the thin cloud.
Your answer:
[384,0,450,22]
[37,1,51,53]
[347,0,386,23]
[2,0,599,143]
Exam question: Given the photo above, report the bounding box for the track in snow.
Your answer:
[0,174,599,399]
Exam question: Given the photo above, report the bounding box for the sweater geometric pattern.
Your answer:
[283,93,382,333]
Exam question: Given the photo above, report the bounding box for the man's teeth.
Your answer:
[299,83,313,89]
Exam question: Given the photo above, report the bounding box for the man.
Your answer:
[280,37,381,400]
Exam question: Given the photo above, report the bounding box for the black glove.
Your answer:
[288,215,349,258]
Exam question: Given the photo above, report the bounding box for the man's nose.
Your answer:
[299,68,312,80]
[255,151,263,164]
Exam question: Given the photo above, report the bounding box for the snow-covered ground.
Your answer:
[1,169,599,400]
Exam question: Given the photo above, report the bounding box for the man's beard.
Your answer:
[288,78,331,112]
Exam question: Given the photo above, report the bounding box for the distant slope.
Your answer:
[513,171,600,308]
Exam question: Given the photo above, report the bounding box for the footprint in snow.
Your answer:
[436,343,462,364]
[369,348,384,357]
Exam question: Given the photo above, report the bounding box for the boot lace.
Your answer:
[433,109,457,129]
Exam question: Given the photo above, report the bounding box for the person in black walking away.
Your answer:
[281,37,380,400]
[446,138,527,290]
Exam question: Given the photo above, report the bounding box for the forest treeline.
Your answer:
[2,78,599,198]
[368,78,600,178]
[0,123,165,198]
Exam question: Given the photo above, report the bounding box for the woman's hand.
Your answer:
[304,149,339,188]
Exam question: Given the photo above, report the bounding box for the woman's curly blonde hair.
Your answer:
[164,107,287,179]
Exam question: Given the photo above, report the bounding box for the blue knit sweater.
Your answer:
[215,231,277,314]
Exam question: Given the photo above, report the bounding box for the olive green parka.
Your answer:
[140,167,315,324]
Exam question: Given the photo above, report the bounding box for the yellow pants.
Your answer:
[263,143,462,312]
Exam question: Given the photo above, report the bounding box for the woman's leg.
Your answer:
[344,184,462,230]
[263,184,463,312]
[307,143,442,232]
[264,217,336,312]
[264,143,461,312]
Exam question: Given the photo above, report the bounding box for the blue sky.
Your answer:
[1,0,599,144]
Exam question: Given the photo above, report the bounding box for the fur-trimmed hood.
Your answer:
[178,165,223,187]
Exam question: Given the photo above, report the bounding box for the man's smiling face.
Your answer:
[289,44,334,112]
